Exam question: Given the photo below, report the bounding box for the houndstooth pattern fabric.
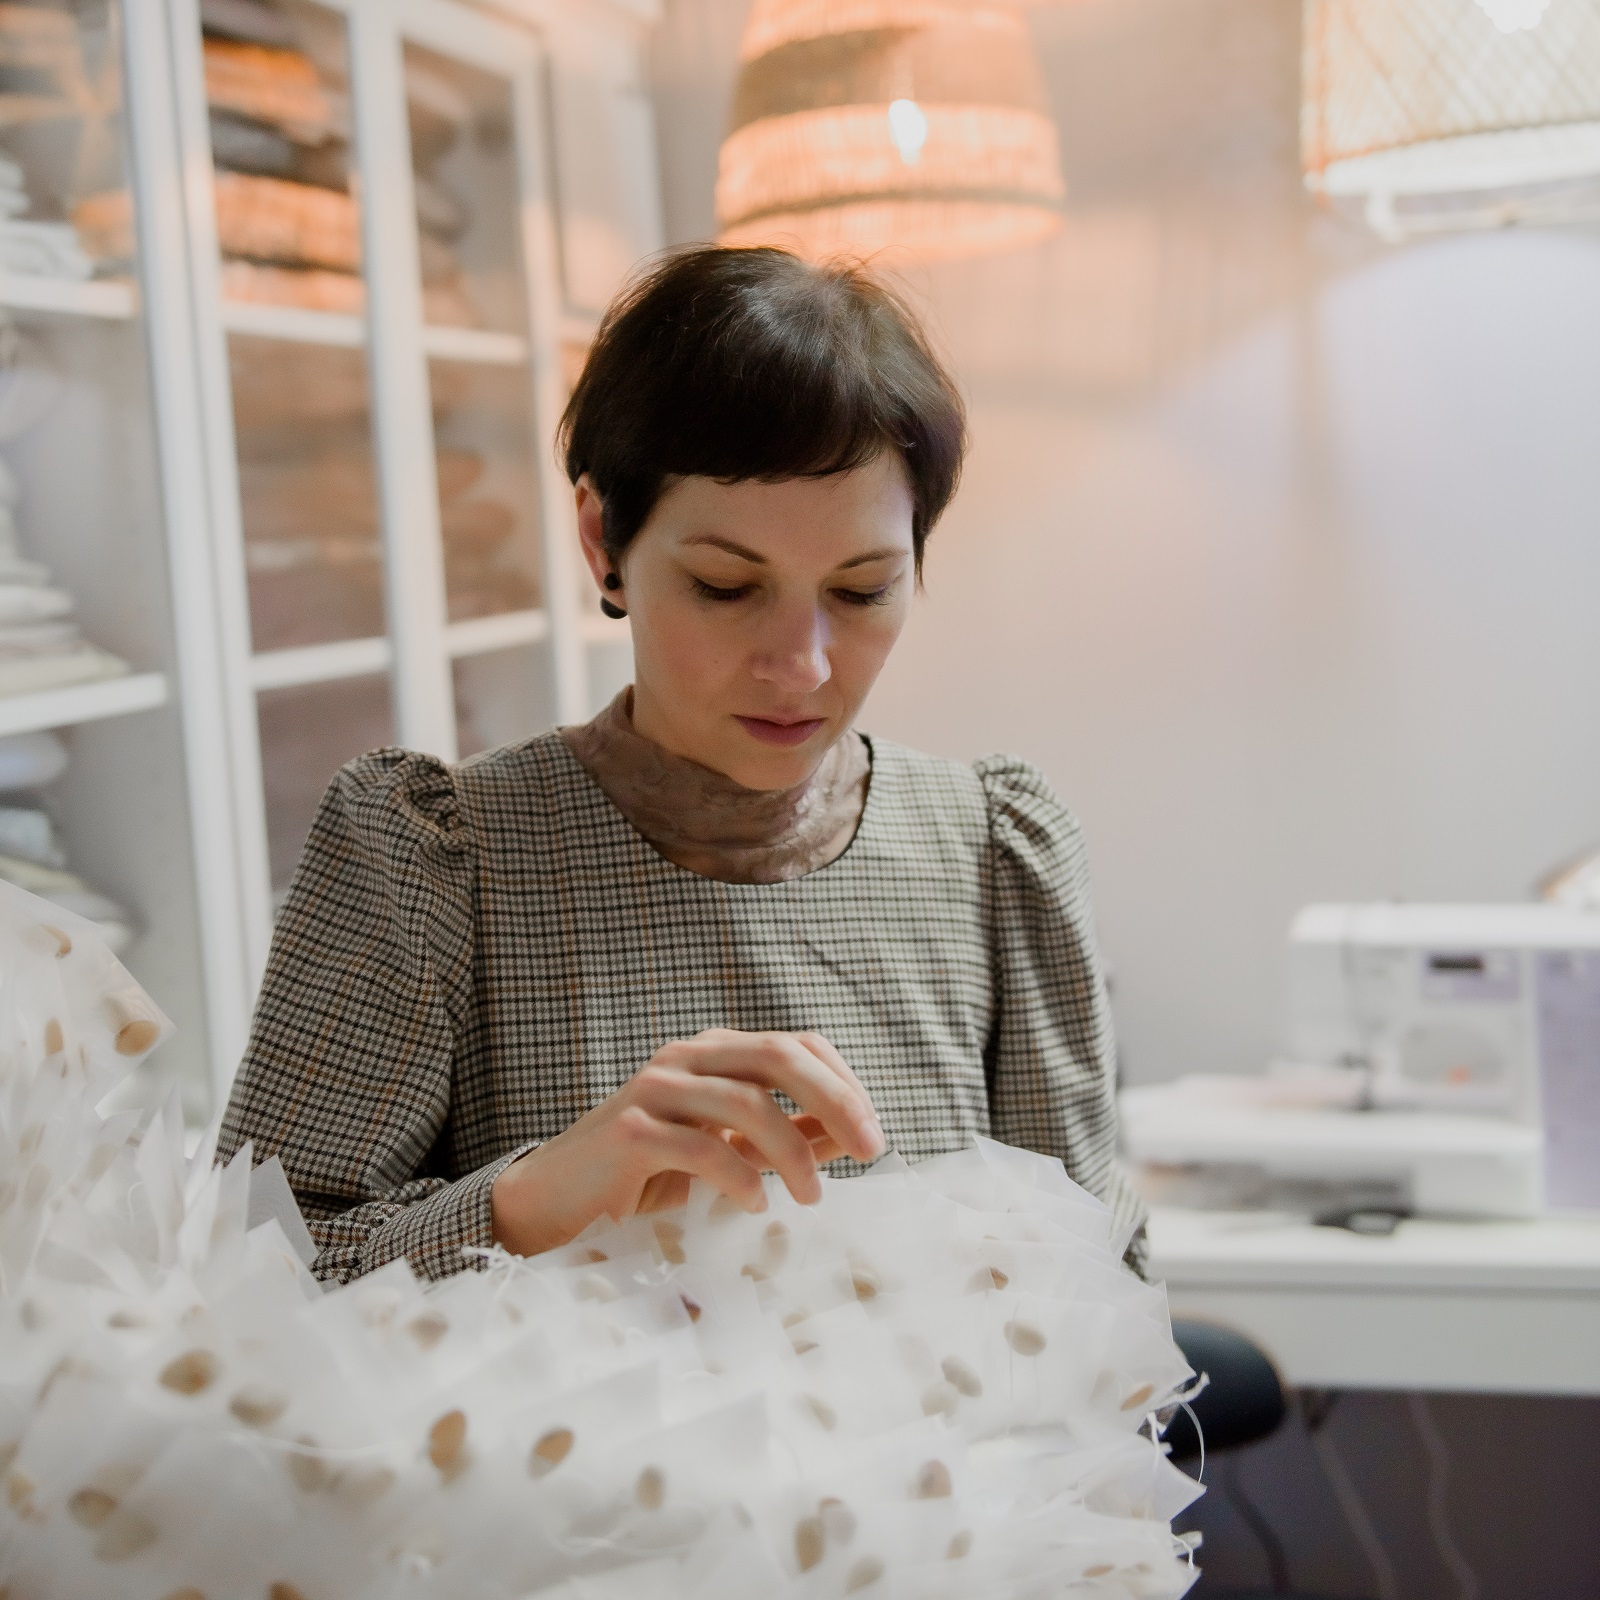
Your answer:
[218,732,1146,1285]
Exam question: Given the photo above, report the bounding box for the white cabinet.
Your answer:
[0,0,659,1116]
[0,0,228,1120]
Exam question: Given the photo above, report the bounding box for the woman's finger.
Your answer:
[790,1113,849,1164]
[614,1108,768,1212]
[631,1066,821,1203]
[728,1113,848,1172]
[667,1031,883,1162]
[794,1033,882,1140]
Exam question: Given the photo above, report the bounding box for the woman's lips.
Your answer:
[735,715,828,748]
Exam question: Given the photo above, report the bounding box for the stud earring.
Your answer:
[600,569,626,618]
[603,572,622,591]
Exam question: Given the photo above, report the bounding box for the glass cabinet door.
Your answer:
[176,0,395,918]
[401,33,553,757]
[171,0,594,946]
[0,0,227,1115]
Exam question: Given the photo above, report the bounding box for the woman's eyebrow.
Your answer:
[837,548,908,570]
[684,534,767,563]
[682,536,907,570]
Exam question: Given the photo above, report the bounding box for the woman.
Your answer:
[219,246,1144,1284]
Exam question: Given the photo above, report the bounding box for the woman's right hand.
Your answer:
[489,1028,885,1259]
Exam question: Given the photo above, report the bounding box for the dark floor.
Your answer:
[1172,1391,1600,1600]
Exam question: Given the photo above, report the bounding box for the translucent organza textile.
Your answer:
[0,881,1201,1598]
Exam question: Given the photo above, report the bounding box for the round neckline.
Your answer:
[547,729,880,889]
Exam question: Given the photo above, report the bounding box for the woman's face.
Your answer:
[576,453,916,790]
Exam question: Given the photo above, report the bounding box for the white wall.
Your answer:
[650,0,1600,1088]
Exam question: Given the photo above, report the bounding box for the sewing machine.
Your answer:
[1121,903,1600,1220]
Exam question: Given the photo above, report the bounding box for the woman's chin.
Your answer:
[717,728,833,791]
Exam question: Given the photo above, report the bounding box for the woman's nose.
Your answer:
[751,604,831,692]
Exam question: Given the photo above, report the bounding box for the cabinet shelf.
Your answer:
[250,611,563,693]
[219,299,529,365]
[221,299,362,348]
[250,638,390,693]
[0,671,167,738]
[425,326,528,366]
[0,274,136,320]
[446,609,548,656]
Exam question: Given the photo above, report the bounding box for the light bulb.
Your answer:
[1473,0,1550,30]
[887,98,928,166]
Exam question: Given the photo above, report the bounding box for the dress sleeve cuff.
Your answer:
[357,1141,540,1282]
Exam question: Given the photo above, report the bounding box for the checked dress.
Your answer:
[218,732,1146,1284]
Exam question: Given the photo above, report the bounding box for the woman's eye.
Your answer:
[690,577,752,602]
[834,587,892,607]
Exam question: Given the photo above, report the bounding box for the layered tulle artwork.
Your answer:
[0,880,1201,1598]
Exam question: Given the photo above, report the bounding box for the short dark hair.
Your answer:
[559,246,965,574]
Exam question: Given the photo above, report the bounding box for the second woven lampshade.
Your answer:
[715,0,1066,261]
[1303,0,1600,236]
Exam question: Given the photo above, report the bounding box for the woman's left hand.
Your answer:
[489,1027,884,1257]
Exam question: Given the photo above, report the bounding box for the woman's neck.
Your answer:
[560,688,870,883]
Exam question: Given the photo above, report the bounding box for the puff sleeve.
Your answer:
[217,750,531,1285]
[977,756,1148,1272]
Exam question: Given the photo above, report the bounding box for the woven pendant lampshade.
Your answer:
[1302,0,1600,237]
[715,0,1066,261]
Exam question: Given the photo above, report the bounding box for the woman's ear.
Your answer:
[574,475,619,596]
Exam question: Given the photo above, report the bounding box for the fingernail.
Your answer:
[859,1116,886,1158]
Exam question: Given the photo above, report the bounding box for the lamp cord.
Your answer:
[1216,1453,1293,1595]
[1303,1393,1402,1600]
[1407,1393,1481,1600]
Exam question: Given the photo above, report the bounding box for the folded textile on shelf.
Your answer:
[0,854,132,953]
[0,887,1202,1600]
[200,0,298,51]
[208,108,300,182]
[0,322,64,447]
[76,172,371,281]
[218,254,480,326]
[63,189,131,268]
[203,35,344,145]
[155,26,479,327]
[402,57,478,331]
[0,739,135,962]
[217,168,465,281]
[0,460,129,696]
[0,804,63,867]
[238,441,485,547]
[0,620,78,651]
[0,154,93,281]
[405,53,471,167]
[0,0,79,69]
[0,220,94,281]
[0,6,89,131]
[214,169,360,274]
[0,729,66,788]
[220,256,363,314]
[0,639,128,695]
[208,111,348,193]
[0,582,72,622]
[414,173,468,241]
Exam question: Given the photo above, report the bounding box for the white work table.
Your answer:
[1146,1206,1600,1396]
